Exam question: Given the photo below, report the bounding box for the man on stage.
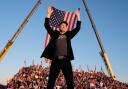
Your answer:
[41,6,81,89]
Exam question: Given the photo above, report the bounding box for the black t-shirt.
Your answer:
[54,34,67,57]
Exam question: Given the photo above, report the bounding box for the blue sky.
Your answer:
[0,0,128,84]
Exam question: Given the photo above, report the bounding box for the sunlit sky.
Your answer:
[0,0,128,84]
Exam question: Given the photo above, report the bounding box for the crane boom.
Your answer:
[82,0,115,80]
[0,0,42,61]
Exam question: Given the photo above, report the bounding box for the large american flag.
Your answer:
[44,7,79,63]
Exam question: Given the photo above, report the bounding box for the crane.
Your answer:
[0,0,42,61]
[82,0,115,80]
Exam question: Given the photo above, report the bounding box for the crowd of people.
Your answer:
[5,64,128,89]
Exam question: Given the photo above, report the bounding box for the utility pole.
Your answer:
[0,0,42,61]
[82,0,115,80]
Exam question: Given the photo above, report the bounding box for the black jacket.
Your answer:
[40,18,81,60]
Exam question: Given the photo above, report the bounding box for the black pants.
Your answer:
[47,59,74,89]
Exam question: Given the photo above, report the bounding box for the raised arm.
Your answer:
[44,6,54,36]
[69,10,81,39]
